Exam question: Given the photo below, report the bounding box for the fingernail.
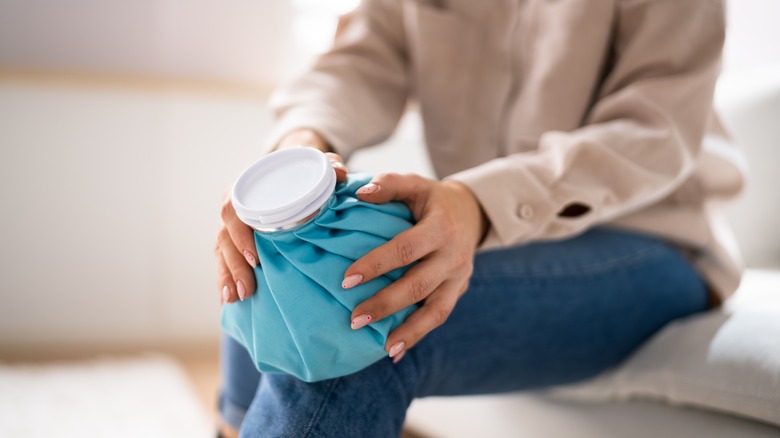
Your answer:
[389,341,405,358]
[356,183,378,195]
[237,280,246,301]
[222,285,231,303]
[331,161,346,170]
[243,250,257,268]
[351,314,372,330]
[393,351,406,364]
[342,274,363,289]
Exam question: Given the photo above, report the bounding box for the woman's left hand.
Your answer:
[342,173,487,362]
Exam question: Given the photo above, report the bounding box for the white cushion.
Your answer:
[551,269,780,427]
[406,392,780,438]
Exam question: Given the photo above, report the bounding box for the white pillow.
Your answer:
[551,269,780,427]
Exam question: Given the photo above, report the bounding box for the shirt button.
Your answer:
[517,204,534,220]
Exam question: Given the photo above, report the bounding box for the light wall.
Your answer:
[0,84,430,352]
[0,0,303,85]
[1,0,779,82]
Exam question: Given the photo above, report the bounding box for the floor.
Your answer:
[173,347,221,424]
[0,345,422,437]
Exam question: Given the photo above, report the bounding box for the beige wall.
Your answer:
[1,0,779,82]
[0,0,317,85]
[0,82,431,351]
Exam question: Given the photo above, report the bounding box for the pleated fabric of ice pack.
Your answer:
[222,150,416,382]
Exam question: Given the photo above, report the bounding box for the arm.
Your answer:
[267,0,409,158]
[216,0,410,303]
[345,0,726,358]
[449,0,725,247]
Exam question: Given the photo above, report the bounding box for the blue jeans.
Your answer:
[220,228,709,437]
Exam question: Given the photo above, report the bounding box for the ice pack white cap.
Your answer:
[231,147,336,231]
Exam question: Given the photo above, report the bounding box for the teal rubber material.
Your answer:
[221,174,416,382]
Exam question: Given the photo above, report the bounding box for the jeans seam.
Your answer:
[301,378,341,438]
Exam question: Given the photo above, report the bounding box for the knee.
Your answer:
[240,357,416,438]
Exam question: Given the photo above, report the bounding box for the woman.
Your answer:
[215,0,744,436]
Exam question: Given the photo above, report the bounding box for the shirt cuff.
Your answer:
[445,155,561,250]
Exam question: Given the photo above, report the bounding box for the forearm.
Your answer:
[266,0,409,159]
[449,0,724,249]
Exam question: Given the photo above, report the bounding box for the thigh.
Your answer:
[409,227,709,397]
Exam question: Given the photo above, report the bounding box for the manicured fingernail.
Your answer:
[393,351,406,364]
[237,280,246,301]
[356,183,378,195]
[389,341,405,358]
[222,285,231,303]
[351,314,372,330]
[342,274,363,289]
[243,250,257,267]
[331,161,346,170]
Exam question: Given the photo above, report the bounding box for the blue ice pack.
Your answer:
[222,152,416,382]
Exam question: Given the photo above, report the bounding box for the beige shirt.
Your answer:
[268,0,746,300]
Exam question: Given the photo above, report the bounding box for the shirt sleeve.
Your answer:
[447,0,726,248]
[266,0,409,159]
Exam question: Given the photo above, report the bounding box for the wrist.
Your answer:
[275,128,331,153]
[442,180,488,248]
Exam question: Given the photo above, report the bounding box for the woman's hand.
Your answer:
[215,129,347,304]
[342,173,487,362]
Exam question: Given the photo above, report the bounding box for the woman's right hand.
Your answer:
[215,129,348,304]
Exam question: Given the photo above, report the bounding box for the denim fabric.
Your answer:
[220,227,709,437]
